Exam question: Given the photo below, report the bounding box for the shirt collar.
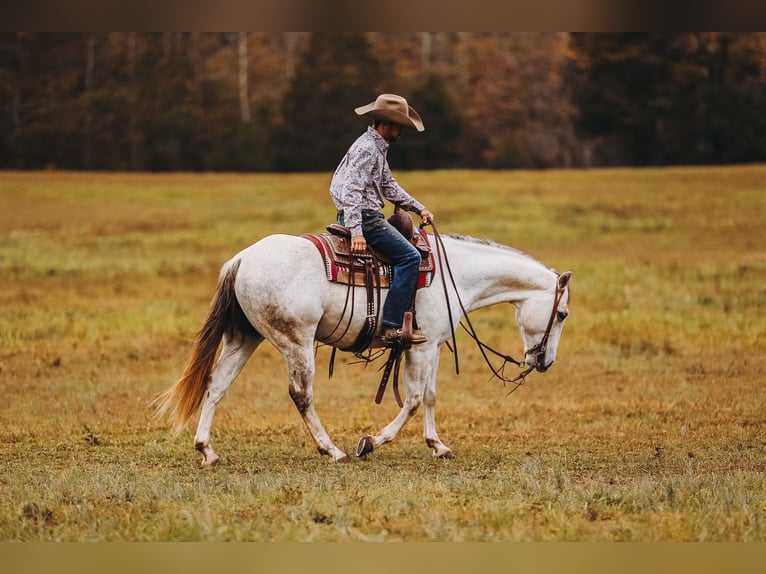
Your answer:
[366,125,389,153]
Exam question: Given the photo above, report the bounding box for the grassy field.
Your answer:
[1,166,764,541]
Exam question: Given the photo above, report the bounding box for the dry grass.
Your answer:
[1,166,764,541]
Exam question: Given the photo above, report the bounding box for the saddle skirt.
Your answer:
[302,228,435,289]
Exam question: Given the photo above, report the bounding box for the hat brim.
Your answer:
[355,104,425,132]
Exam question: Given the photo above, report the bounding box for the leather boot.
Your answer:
[380,327,427,346]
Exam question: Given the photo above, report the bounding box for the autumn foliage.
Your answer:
[1,33,764,171]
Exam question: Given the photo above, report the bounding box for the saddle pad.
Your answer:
[302,230,435,290]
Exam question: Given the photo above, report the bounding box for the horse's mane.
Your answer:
[444,233,556,274]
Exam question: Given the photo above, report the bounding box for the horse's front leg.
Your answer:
[421,347,453,458]
[356,346,437,457]
[285,342,349,462]
[194,335,262,466]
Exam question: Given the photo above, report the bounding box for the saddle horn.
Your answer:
[388,204,414,240]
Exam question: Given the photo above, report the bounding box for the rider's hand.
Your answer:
[420,209,434,226]
[351,235,367,253]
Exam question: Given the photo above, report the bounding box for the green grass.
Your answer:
[1,166,765,541]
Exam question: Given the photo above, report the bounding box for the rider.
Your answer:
[330,93,434,346]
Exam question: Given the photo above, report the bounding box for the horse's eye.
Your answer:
[557,311,568,322]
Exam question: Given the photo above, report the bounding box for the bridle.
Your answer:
[524,279,567,373]
[430,221,567,394]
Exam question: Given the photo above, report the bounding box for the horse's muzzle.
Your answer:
[527,347,552,373]
[535,361,553,373]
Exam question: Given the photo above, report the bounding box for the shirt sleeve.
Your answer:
[337,147,376,237]
[380,160,426,214]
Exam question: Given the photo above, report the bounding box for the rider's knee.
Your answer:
[402,247,421,268]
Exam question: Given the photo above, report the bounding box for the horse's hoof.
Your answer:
[426,438,453,459]
[200,452,220,467]
[430,444,454,459]
[356,435,374,457]
[335,454,352,463]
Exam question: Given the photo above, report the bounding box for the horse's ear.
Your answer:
[558,271,572,290]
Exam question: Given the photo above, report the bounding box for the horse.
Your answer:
[153,231,572,465]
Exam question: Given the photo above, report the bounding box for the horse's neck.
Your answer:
[441,235,555,311]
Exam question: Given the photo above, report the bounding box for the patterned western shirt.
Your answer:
[330,126,425,237]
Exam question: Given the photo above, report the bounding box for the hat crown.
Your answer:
[354,93,425,132]
[375,94,409,115]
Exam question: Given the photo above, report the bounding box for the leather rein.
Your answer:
[320,221,565,403]
[429,221,565,394]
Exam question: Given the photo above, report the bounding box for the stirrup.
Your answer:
[379,328,427,346]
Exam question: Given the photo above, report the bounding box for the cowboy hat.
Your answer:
[355,93,425,132]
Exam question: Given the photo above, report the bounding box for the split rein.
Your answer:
[319,221,563,398]
[428,222,536,394]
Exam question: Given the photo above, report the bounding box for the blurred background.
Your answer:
[0,32,764,172]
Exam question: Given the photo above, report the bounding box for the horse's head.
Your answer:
[516,271,571,373]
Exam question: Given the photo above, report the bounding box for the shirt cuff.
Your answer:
[410,201,426,214]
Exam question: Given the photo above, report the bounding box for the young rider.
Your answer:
[329,94,434,346]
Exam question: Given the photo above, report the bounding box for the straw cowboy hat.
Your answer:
[355,93,425,132]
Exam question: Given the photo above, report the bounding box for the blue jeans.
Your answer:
[339,210,422,329]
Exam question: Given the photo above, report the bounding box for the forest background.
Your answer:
[1,32,765,173]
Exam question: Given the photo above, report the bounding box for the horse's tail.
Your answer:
[152,258,256,435]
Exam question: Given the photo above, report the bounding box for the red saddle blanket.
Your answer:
[302,229,435,289]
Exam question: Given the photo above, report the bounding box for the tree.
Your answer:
[0,33,88,169]
[447,33,576,168]
[238,32,250,124]
[387,73,460,170]
[567,33,766,166]
[277,33,383,171]
[696,33,766,163]
[1,33,762,171]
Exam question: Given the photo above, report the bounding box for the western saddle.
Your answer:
[301,210,435,407]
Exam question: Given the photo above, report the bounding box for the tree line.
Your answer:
[0,32,764,172]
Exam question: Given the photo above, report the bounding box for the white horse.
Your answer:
[154,232,571,464]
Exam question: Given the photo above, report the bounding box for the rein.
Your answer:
[322,222,565,402]
[429,222,562,393]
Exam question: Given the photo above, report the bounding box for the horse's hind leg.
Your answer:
[283,341,349,462]
[194,334,262,466]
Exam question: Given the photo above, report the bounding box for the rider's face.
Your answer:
[379,122,402,143]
